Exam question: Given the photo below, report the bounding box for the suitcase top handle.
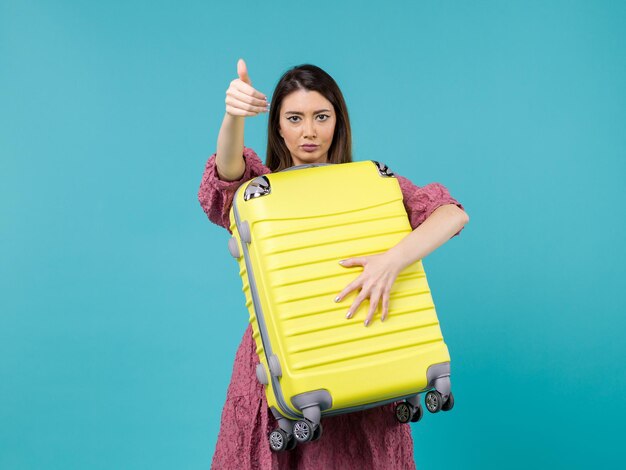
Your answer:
[279,163,333,172]
[280,161,394,178]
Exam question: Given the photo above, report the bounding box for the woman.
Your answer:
[199,59,469,469]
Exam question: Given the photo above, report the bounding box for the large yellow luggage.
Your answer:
[226,161,454,452]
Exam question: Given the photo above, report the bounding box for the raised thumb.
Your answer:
[237,58,252,85]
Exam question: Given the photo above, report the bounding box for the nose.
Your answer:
[303,118,316,139]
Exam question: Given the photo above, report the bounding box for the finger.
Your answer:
[226,95,268,114]
[346,290,368,320]
[339,257,368,268]
[227,88,269,108]
[225,95,269,114]
[364,290,382,327]
[237,58,252,85]
[381,288,391,322]
[334,276,363,303]
[231,78,268,102]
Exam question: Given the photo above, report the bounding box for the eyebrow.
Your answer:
[284,109,332,115]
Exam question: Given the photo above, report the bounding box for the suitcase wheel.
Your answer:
[394,402,413,424]
[442,392,454,412]
[269,429,292,452]
[425,390,444,413]
[293,419,314,443]
[312,422,323,441]
[410,405,424,423]
[286,434,297,450]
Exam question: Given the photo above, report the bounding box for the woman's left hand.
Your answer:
[334,253,403,326]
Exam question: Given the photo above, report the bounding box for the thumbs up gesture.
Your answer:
[225,59,270,117]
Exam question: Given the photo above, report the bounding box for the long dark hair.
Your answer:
[266,64,353,172]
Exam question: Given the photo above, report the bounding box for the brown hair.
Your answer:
[266,64,353,172]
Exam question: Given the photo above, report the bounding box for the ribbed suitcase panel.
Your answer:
[249,208,446,405]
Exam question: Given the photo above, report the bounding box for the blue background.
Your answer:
[2,0,625,468]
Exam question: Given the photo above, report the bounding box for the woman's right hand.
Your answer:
[225,59,269,117]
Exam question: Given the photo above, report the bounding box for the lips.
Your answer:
[301,145,319,152]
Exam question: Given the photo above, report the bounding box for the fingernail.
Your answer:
[345,312,351,319]
[334,296,341,303]
[338,260,345,265]
[364,319,370,327]
[381,316,386,322]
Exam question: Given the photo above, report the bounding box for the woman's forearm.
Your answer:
[215,113,246,181]
[387,204,469,271]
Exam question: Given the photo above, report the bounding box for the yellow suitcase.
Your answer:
[227,161,454,452]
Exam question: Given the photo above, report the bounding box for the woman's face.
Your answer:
[278,89,336,166]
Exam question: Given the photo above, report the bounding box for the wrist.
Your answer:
[224,112,246,124]
[385,247,412,274]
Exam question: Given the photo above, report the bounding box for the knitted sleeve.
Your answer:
[396,175,466,237]
[197,147,270,232]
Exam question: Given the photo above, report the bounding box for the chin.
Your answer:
[296,151,327,165]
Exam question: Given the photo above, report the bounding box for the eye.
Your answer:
[287,116,301,123]
[316,114,330,121]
